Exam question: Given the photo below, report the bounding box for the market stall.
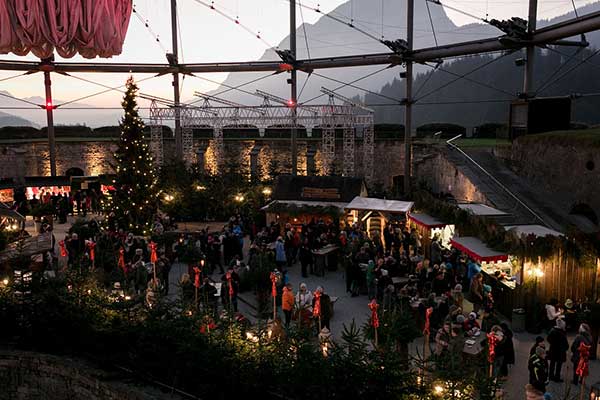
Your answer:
[0,232,53,274]
[0,204,25,232]
[345,197,414,242]
[407,212,455,258]
[457,203,508,217]
[450,236,516,318]
[262,175,366,227]
[504,224,563,238]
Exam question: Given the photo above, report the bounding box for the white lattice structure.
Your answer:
[146,96,374,181]
[148,100,164,167]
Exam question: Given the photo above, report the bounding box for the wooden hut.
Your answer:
[407,212,455,258]
[345,197,413,241]
[262,175,367,227]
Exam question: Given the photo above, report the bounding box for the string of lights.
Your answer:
[190,0,277,49]
[132,4,167,53]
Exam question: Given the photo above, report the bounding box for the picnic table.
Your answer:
[463,336,485,355]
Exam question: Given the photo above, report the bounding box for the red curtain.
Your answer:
[0,0,132,59]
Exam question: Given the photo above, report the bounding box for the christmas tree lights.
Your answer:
[101,77,159,235]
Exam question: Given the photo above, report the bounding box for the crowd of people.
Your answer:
[13,188,103,224]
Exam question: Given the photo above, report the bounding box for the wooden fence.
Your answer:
[522,254,600,304]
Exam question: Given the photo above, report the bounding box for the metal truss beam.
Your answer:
[146,102,374,181]
[2,9,600,74]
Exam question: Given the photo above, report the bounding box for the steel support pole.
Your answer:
[523,0,538,97]
[404,0,414,196]
[290,0,298,175]
[44,71,57,177]
[171,0,182,160]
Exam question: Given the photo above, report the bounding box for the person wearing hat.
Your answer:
[547,318,568,382]
[463,312,481,335]
[469,273,484,314]
[530,336,546,356]
[571,323,592,385]
[483,284,494,314]
[377,269,393,301]
[275,236,286,269]
[563,299,576,331]
[528,345,549,393]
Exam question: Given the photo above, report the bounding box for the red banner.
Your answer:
[576,342,591,378]
[59,240,68,257]
[118,248,126,271]
[149,241,158,264]
[368,299,379,329]
[313,291,321,318]
[193,266,201,289]
[487,332,498,364]
[270,272,277,298]
[226,272,234,298]
[87,241,96,262]
[423,307,433,335]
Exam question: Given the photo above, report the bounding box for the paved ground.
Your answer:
[29,215,600,400]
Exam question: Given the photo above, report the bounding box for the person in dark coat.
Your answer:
[299,241,312,278]
[499,322,515,377]
[313,286,332,331]
[528,346,549,393]
[571,323,592,385]
[547,318,569,382]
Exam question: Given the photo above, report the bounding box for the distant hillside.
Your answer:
[364,47,600,127]
[0,111,36,128]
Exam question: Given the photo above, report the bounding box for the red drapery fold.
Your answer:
[0,0,132,59]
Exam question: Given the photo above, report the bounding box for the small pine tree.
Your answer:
[102,77,159,235]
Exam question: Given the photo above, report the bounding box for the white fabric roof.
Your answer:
[458,203,508,216]
[345,197,414,213]
[505,224,563,237]
[408,213,448,228]
[261,200,349,211]
[450,236,508,262]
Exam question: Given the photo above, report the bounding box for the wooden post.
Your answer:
[273,295,277,321]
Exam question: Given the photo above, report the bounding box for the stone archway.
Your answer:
[65,167,84,177]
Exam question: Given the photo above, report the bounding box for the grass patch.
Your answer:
[516,128,600,147]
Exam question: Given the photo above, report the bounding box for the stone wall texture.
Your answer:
[497,139,600,216]
[0,138,406,188]
[414,152,488,204]
[0,350,182,400]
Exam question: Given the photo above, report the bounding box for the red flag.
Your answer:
[576,342,591,378]
[313,291,321,318]
[226,272,234,298]
[149,241,158,264]
[270,271,277,298]
[118,248,126,271]
[87,241,96,262]
[193,266,201,288]
[59,240,68,257]
[368,299,379,328]
[423,307,433,335]
[487,332,498,364]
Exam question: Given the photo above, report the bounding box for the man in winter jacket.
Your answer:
[547,318,568,382]
[528,346,549,393]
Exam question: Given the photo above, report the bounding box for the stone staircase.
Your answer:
[442,146,573,231]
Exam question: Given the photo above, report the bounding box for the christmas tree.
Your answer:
[103,77,158,235]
